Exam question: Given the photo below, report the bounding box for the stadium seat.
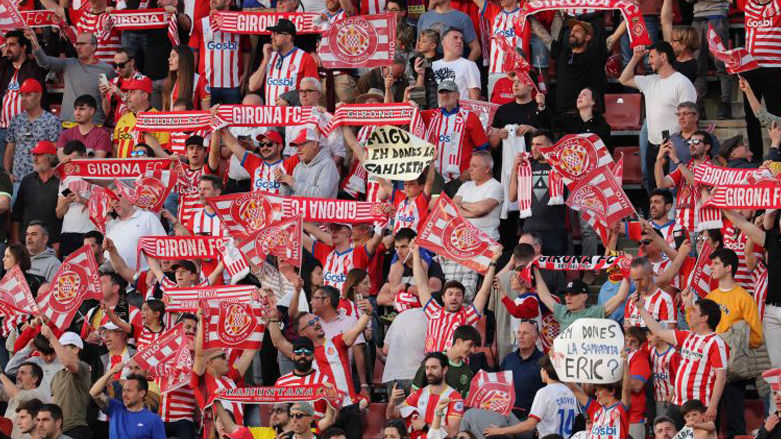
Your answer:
[743,399,764,433]
[614,146,642,187]
[0,417,11,437]
[604,94,643,133]
[362,403,388,439]
[476,316,487,346]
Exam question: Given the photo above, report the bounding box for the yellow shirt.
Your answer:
[113,108,170,158]
[704,285,763,348]
[247,427,277,439]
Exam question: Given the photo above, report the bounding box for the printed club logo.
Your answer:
[443,219,487,258]
[62,162,80,176]
[540,313,560,351]
[473,385,512,414]
[554,138,596,179]
[231,193,274,232]
[134,176,166,210]
[218,301,255,345]
[328,17,381,65]
[254,226,289,257]
[572,184,607,217]
[51,264,87,310]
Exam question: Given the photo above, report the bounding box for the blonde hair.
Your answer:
[672,26,699,52]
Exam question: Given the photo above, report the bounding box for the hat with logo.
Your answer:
[267,18,297,36]
[490,77,514,105]
[437,80,459,93]
[560,279,589,295]
[59,332,84,349]
[19,78,43,94]
[31,141,57,155]
[124,75,153,94]
[290,126,322,146]
[256,129,284,145]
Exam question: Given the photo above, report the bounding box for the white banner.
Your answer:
[551,318,624,384]
[363,126,435,181]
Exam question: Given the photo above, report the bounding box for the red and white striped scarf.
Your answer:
[548,168,563,205]
[323,103,425,137]
[55,158,171,179]
[21,10,77,45]
[138,236,248,282]
[209,11,323,35]
[105,9,179,46]
[517,152,532,218]
[136,111,212,132]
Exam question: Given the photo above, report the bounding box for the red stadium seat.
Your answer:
[476,316,487,346]
[614,146,642,187]
[604,93,643,132]
[362,403,388,439]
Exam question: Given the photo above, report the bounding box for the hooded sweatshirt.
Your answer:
[28,248,61,282]
[291,147,340,199]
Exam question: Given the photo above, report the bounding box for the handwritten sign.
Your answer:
[551,318,624,384]
[364,125,435,181]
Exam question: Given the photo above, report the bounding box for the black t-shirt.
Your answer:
[0,167,13,242]
[521,161,567,233]
[674,59,698,84]
[492,101,550,179]
[551,20,608,113]
[764,228,781,305]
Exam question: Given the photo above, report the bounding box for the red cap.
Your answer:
[18,79,43,94]
[490,77,514,105]
[257,130,283,145]
[124,76,153,94]
[31,141,57,155]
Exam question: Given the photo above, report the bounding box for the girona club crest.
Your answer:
[51,264,87,311]
[327,18,381,65]
[442,219,488,259]
[571,185,607,216]
[553,138,596,179]
[134,176,166,210]
[540,313,560,351]
[254,226,289,257]
[231,193,274,233]
[472,385,512,414]
[217,302,256,345]
[62,162,80,176]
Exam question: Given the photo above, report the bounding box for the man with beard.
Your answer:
[276,338,334,421]
[216,126,297,195]
[15,398,42,439]
[388,352,464,438]
[620,41,697,192]
[13,144,62,247]
[644,189,685,250]
[549,19,608,114]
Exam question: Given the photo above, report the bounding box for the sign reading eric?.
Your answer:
[551,318,624,384]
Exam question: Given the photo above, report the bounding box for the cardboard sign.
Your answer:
[551,318,624,384]
[364,126,435,181]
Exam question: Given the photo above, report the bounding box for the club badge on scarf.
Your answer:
[464,371,515,416]
[210,11,324,34]
[319,14,396,69]
[538,133,614,188]
[36,245,102,329]
[130,323,188,376]
[114,168,177,213]
[237,215,303,268]
[566,166,635,244]
[201,299,266,350]
[707,23,758,74]
[417,194,499,274]
[0,0,27,32]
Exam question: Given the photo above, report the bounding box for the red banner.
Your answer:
[114,168,177,213]
[215,384,344,410]
[693,162,771,186]
[237,216,302,267]
[107,9,179,45]
[566,166,635,244]
[201,299,266,350]
[535,255,632,272]
[130,323,188,375]
[207,192,394,238]
[210,11,323,34]
[538,133,614,188]
[688,241,716,299]
[707,23,758,74]
[0,0,27,32]
[319,14,396,69]
[703,178,781,209]
[464,371,515,416]
[162,285,257,312]
[0,266,38,336]
[137,235,233,268]
[55,158,172,180]
[216,105,317,127]
[88,187,118,233]
[136,111,212,132]
[459,99,500,133]
[417,194,498,274]
[323,103,425,137]
[36,245,102,329]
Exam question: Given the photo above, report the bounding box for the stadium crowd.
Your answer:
[0,0,778,437]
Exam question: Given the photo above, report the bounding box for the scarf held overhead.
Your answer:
[55,158,172,179]
[210,11,324,34]
[106,9,179,45]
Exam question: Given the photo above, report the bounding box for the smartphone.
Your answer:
[98,73,109,89]
[409,86,426,108]
[673,228,686,249]
[355,293,364,301]
[61,188,72,197]
[662,130,670,142]
[420,58,432,69]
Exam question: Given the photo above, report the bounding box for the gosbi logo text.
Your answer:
[218,301,255,344]
[495,29,515,37]
[592,426,618,436]
[254,179,281,190]
[438,134,452,143]
[267,78,295,86]
[746,18,772,27]
[324,271,347,284]
[207,41,239,50]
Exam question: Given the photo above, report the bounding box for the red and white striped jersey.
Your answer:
[742,0,781,67]
[170,129,210,155]
[175,165,214,195]
[722,220,764,295]
[77,9,121,63]
[360,0,386,14]
[672,330,729,406]
[242,152,298,195]
[0,69,21,128]
[276,369,331,417]
[422,107,488,182]
[159,386,196,422]
[191,368,244,425]
[341,126,381,201]
[186,208,227,236]
[482,3,522,74]
[401,384,464,428]
[131,324,165,352]
[325,9,346,23]
[423,299,480,353]
[669,158,711,233]
[585,399,629,439]
[652,259,681,290]
[392,191,429,233]
[264,47,318,106]
[190,17,247,88]
[313,242,371,292]
[752,260,768,323]
[649,344,680,402]
[624,289,675,328]
[313,334,358,406]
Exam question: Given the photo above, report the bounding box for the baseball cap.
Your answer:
[567,19,594,37]
[290,126,321,146]
[560,279,589,295]
[290,402,314,416]
[124,76,153,94]
[719,135,744,159]
[267,18,297,36]
[59,332,84,350]
[171,260,198,274]
[31,141,57,155]
[355,88,385,104]
[257,130,284,145]
[437,80,459,93]
[19,78,43,94]
[490,77,514,105]
[100,322,124,332]
[292,337,314,352]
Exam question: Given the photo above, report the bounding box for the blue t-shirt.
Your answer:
[597,279,635,325]
[105,399,166,439]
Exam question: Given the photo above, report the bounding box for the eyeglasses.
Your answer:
[302,316,320,329]
[130,150,148,157]
[259,141,274,148]
[113,61,130,69]
[299,89,319,94]
[210,353,227,361]
[687,139,703,145]
[639,239,652,246]
[293,348,314,356]
[290,413,310,419]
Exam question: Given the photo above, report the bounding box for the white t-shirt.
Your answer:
[529,382,579,437]
[105,209,166,272]
[432,58,481,98]
[58,176,96,234]
[634,72,697,145]
[381,308,428,383]
[454,178,504,241]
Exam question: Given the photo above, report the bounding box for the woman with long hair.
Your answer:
[162,45,210,111]
[341,268,371,316]
[4,243,43,295]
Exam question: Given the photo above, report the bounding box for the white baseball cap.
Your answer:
[290,126,322,146]
[59,332,84,349]
[100,322,123,332]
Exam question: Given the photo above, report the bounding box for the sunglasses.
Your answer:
[293,348,313,356]
[299,89,319,94]
[639,239,652,246]
[259,141,274,148]
[113,61,130,69]
[687,139,703,145]
[302,316,320,329]
[130,150,148,157]
[290,413,310,419]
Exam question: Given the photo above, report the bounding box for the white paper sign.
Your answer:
[364,126,435,181]
[551,318,624,384]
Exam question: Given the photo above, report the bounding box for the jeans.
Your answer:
[63,425,92,439]
[0,128,7,163]
[692,17,735,104]
[335,404,363,439]
[164,420,194,439]
[121,32,148,73]
[743,67,781,160]
[621,15,660,70]
[646,141,660,194]
[210,87,243,105]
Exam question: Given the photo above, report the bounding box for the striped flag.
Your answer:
[688,240,716,299]
[566,166,635,245]
[538,133,614,189]
[237,215,302,268]
[319,14,396,69]
[707,23,759,74]
[130,323,187,375]
[162,285,257,313]
[201,299,266,350]
[178,194,202,226]
[464,370,515,415]
[36,245,102,330]
[0,266,38,336]
[417,194,499,274]
[611,152,624,185]
[0,0,26,32]
[114,168,177,213]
